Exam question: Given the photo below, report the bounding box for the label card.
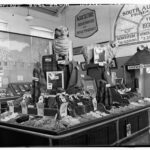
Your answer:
[60,102,68,118]
[47,83,53,90]
[21,101,28,114]
[36,103,44,116]
[38,95,44,103]
[92,98,97,111]
[126,123,131,137]
[7,100,14,113]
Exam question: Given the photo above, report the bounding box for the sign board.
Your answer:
[127,64,150,70]
[115,4,150,45]
[46,71,64,90]
[139,14,150,41]
[75,8,98,38]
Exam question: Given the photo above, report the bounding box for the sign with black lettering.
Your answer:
[115,4,150,45]
[75,8,98,38]
[139,14,150,41]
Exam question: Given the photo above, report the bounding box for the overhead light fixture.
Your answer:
[25,8,33,22]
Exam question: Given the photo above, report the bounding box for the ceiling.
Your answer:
[30,5,67,16]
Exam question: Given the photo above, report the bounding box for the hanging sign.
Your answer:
[75,8,98,38]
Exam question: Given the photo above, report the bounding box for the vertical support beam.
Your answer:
[148,109,150,134]
[123,65,126,84]
[139,67,144,97]
[0,101,1,114]
[116,120,119,146]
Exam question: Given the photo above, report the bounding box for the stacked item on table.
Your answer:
[67,92,94,117]
[109,97,150,114]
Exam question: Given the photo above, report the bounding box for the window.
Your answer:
[30,26,54,39]
[0,19,8,31]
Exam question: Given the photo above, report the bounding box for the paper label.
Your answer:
[126,123,131,137]
[47,83,53,90]
[92,98,97,111]
[38,95,44,103]
[36,103,44,116]
[7,100,14,113]
[77,102,83,106]
[21,101,28,114]
[60,102,68,117]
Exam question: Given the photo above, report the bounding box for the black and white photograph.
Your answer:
[1,0,150,148]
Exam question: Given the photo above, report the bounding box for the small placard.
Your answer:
[38,95,44,103]
[92,98,97,111]
[36,102,44,116]
[60,102,68,118]
[21,101,28,114]
[7,100,14,113]
[126,123,131,137]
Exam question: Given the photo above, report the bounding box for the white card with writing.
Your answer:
[60,102,68,118]
[7,100,14,113]
[36,103,44,116]
[92,98,97,111]
[21,101,28,114]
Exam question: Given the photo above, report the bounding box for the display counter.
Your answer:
[0,104,149,147]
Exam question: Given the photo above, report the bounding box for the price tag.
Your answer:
[92,98,97,111]
[60,102,68,118]
[36,102,44,116]
[7,100,14,113]
[21,101,28,114]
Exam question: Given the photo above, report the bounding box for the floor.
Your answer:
[121,130,150,146]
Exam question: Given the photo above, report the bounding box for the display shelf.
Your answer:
[0,104,150,146]
[8,82,31,96]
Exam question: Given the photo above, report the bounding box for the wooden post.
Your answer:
[139,66,144,97]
